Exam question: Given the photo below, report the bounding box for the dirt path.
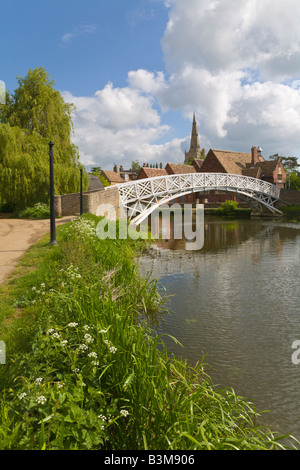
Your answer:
[0,215,76,285]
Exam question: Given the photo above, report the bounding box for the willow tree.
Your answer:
[0,67,89,210]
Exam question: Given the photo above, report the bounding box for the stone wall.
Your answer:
[278,189,300,206]
[55,187,122,219]
[54,192,81,217]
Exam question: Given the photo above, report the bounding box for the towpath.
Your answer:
[0,215,76,285]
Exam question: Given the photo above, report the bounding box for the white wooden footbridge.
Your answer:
[106,172,282,224]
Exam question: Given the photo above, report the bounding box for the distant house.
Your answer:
[100,164,139,186]
[191,158,204,172]
[200,147,286,187]
[197,146,287,203]
[88,174,104,191]
[100,170,126,186]
[255,159,286,188]
[165,163,197,175]
[137,166,168,180]
[118,165,139,182]
[163,163,196,203]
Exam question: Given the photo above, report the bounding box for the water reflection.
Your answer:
[139,217,300,442]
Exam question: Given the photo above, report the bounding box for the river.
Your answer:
[138,215,300,443]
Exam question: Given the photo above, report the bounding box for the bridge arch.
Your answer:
[108,173,282,224]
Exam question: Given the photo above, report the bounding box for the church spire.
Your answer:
[184,112,202,164]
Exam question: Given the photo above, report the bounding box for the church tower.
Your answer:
[184,113,202,164]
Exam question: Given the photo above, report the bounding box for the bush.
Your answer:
[215,201,251,217]
[16,203,50,219]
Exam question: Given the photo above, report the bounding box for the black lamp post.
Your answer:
[49,141,58,245]
[80,168,83,215]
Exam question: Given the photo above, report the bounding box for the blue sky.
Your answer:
[1,0,300,170]
[2,0,167,94]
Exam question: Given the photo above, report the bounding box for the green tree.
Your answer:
[2,67,79,166]
[91,166,102,174]
[289,171,300,191]
[0,67,89,211]
[131,160,140,171]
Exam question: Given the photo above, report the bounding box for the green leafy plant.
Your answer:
[16,203,50,219]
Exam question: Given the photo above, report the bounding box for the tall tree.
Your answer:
[0,67,89,210]
[3,67,79,165]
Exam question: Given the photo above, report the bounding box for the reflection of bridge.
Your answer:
[109,173,282,224]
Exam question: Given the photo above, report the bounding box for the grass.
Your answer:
[0,214,297,450]
[281,204,300,222]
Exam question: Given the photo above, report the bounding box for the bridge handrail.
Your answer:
[110,172,281,203]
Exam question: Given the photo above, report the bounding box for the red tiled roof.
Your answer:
[101,171,125,184]
[166,163,197,174]
[137,167,168,179]
[208,150,252,175]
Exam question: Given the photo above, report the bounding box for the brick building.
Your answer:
[137,166,168,180]
[197,146,287,203]
[101,164,139,185]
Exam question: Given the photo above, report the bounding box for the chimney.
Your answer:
[251,147,258,166]
[113,164,118,173]
[119,165,123,172]
[143,163,146,167]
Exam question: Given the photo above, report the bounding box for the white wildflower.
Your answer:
[84,334,94,344]
[18,392,27,400]
[88,352,97,359]
[68,322,78,327]
[36,395,47,405]
[35,378,43,385]
[120,410,129,417]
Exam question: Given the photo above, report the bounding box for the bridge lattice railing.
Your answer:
[116,173,281,205]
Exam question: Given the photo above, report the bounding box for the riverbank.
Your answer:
[0,214,295,450]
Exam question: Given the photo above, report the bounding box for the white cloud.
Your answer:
[62,82,180,169]
[155,0,300,157]
[65,0,300,169]
[61,24,97,44]
[162,0,300,81]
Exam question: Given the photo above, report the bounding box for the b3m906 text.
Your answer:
[148,454,195,465]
